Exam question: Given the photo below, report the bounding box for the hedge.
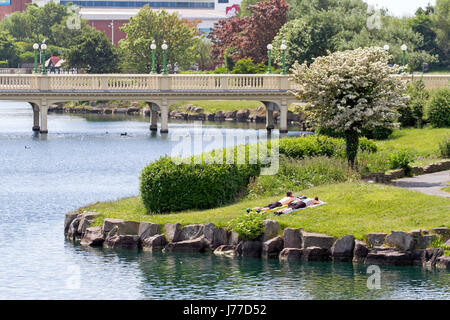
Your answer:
[427,89,450,128]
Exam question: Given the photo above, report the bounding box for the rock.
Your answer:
[435,256,450,269]
[223,110,237,120]
[410,166,425,175]
[425,248,444,266]
[64,212,79,234]
[385,231,415,251]
[214,111,224,121]
[432,227,450,242]
[412,249,427,266]
[114,108,128,114]
[353,240,369,263]
[67,216,81,240]
[446,239,450,247]
[80,226,104,247]
[302,232,335,250]
[302,247,331,261]
[127,107,139,114]
[262,219,279,241]
[141,234,167,252]
[262,236,284,258]
[102,218,124,237]
[105,220,140,236]
[228,231,242,246]
[367,233,388,247]
[414,234,437,249]
[204,223,228,249]
[206,113,215,121]
[236,109,249,122]
[138,222,160,240]
[331,235,355,262]
[179,224,204,241]
[164,223,182,242]
[104,235,140,250]
[279,248,303,261]
[283,228,302,249]
[214,245,236,258]
[239,241,262,258]
[365,250,413,266]
[164,237,207,252]
[76,211,100,236]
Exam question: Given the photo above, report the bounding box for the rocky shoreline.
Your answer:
[64,212,450,269]
[48,103,305,125]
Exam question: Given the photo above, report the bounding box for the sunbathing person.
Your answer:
[274,196,320,215]
[260,191,296,212]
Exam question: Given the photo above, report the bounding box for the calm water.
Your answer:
[0,101,448,300]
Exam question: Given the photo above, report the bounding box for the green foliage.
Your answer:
[389,150,415,174]
[140,155,260,214]
[119,6,197,73]
[0,60,8,68]
[230,58,266,74]
[227,212,265,240]
[360,126,394,140]
[247,155,358,198]
[438,135,450,158]
[398,80,430,128]
[0,31,19,67]
[224,47,236,71]
[426,88,450,127]
[431,0,450,66]
[19,51,34,64]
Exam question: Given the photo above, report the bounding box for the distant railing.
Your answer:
[0,74,447,92]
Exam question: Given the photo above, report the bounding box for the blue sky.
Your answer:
[364,0,437,17]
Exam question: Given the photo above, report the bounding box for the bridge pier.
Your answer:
[265,103,275,132]
[31,103,40,132]
[279,100,288,134]
[160,100,169,134]
[149,103,158,131]
[40,104,48,134]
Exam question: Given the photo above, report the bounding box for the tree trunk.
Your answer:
[345,131,359,166]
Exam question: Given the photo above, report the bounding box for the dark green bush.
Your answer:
[227,212,265,241]
[397,80,430,128]
[358,137,378,153]
[438,135,450,158]
[231,58,266,74]
[389,150,415,175]
[360,126,393,140]
[427,89,450,128]
[140,155,260,214]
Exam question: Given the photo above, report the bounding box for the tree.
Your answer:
[432,0,450,66]
[290,47,408,165]
[0,31,19,67]
[208,0,288,63]
[64,27,119,73]
[119,6,198,73]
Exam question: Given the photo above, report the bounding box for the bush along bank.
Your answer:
[64,211,450,269]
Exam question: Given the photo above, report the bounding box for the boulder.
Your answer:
[425,248,444,266]
[262,219,279,242]
[367,233,388,247]
[179,224,204,241]
[283,228,302,249]
[64,212,79,234]
[411,249,427,266]
[206,113,215,121]
[365,250,413,266]
[262,236,284,258]
[432,227,450,242]
[164,237,207,252]
[102,218,124,237]
[214,111,225,121]
[302,247,331,261]
[76,211,100,236]
[165,223,182,242]
[127,107,140,114]
[204,223,228,249]
[414,234,437,249]
[238,241,262,258]
[228,231,242,246]
[331,235,355,262]
[104,235,140,250]
[223,110,237,120]
[279,248,303,261]
[114,108,128,114]
[435,256,450,269]
[236,109,249,122]
[80,226,104,247]
[141,234,167,252]
[67,216,81,240]
[385,231,415,251]
[302,232,335,250]
[138,222,160,240]
[353,240,369,263]
[214,245,236,258]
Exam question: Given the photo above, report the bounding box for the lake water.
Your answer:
[0,101,448,300]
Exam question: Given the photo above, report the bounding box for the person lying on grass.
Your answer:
[259,191,296,212]
[274,196,320,216]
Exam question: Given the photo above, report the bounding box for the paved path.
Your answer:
[391,170,450,198]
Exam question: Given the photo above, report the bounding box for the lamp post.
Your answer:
[280,40,287,75]
[41,42,47,75]
[161,40,168,75]
[108,21,114,46]
[33,43,39,73]
[401,44,407,72]
[150,40,157,74]
[266,43,273,74]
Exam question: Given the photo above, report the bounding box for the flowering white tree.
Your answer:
[291,47,409,164]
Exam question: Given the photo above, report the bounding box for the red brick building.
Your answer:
[0,0,32,20]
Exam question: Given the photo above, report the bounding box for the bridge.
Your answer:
[0,73,448,134]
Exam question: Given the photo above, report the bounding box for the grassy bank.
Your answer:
[84,182,450,240]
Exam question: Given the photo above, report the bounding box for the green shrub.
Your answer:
[358,137,378,153]
[140,155,260,214]
[360,126,393,140]
[389,150,415,175]
[247,156,359,198]
[397,80,430,128]
[438,135,450,158]
[231,58,266,74]
[227,212,265,241]
[426,89,450,127]
[0,60,8,68]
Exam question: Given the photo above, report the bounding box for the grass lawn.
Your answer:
[169,100,302,114]
[376,127,450,157]
[442,186,450,193]
[84,182,450,240]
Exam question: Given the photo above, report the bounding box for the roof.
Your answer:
[45,56,65,68]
